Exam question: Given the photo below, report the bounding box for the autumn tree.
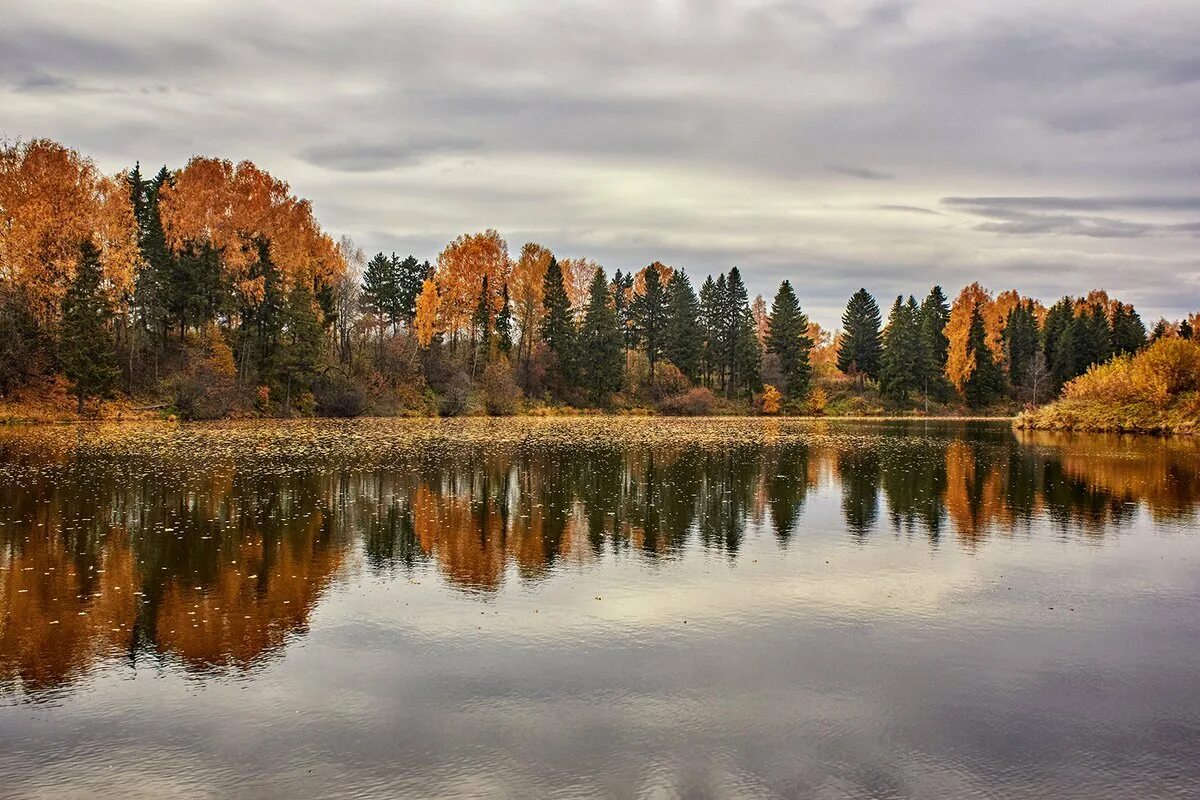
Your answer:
[945,283,996,394]
[962,305,1003,407]
[511,242,553,374]
[765,280,813,399]
[579,267,623,401]
[59,241,119,413]
[413,279,441,348]
[837,288,883,384]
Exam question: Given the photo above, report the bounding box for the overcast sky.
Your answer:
[3,0,1199,327]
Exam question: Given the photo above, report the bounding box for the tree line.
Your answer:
[1,138,1193,417]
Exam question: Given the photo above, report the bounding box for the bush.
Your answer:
[174,326,240,420]
[439,371,471,417]
[481,359,521,415]
[648,362,691,401]
[315,372,367,417]
[658,387,716,416]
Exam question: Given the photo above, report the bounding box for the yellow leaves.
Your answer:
[559,257,601,312]
[433,230,511,336]
[0,139,140,326]
[414,279,441,347]
[761,384,782,414]
[945,282,1018,392]
[511,242,553,344]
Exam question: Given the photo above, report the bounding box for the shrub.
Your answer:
[481,359,521,415]
[439,371,471,417]
[648,361,691,401]
[658,387,716,416]
[315,372,367,417]
[806,387,829,415]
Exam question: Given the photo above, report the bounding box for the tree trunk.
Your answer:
[76,390,85,416]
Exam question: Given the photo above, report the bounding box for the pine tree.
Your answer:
[765,280,812,399]
[879,296,921,403]
[663,270,702,381]
[611,270,636,351]
[361,252,397,336]
[579,268,623,401]
[963,305,1002,408]
[495,282,514,356]
[631,265,670,381]
[60,240,119,414]
[1042,297,1074,388]
[919,286,950,397]
[1149,318,1170,343]
[836,288,883,384]
[541,257,577,387]
[395,255,431,325]
[1178,318,1194,341]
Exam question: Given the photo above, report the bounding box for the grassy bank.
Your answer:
[1016,338,1200,435]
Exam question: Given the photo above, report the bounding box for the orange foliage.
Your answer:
[0,139,140,325]
[761,384,782,414]
[432,230,511,337]
[511,242,554,346]
[946,283,1008,391]
[413,278,441,347]
[559,257,601,313]
[159,157,343,303]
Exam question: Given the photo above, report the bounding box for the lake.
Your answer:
[1,418,1198,799]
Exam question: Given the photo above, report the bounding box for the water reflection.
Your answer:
[1,421,1197,701]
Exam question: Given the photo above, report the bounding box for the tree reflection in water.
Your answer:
[1,420,1196,699]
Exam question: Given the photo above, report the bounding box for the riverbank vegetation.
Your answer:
[1017,338,1200,434]
[2,138,1194,422]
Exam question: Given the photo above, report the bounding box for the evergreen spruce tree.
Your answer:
[698,275,723,387]
[919,286,950,397]
[131,166,177,344]
[963,305,1002,408]
[60,240,119,414]
[541,257,578,387]
[1003,299,1040,387]
[250,239,287,383]
[495,282,514,356]
[1178,318,1193,341]
[610,270,636,352]
[1042,297,1074,388]
[725,268,759,394]
[1110,303,1146,355]
[281,282,323,411]
[836,288,883,384]
[631,265,670,381]
[765,280,813,398]
[579,268,624,401]
[663,270,702,381]
[879,296,921,403]
[1149,318,1170,343]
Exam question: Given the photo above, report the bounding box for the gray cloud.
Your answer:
[2,0,1200,325]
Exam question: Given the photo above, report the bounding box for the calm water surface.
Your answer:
[1,418,1198,799]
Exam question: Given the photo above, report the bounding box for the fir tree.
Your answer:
[611,270,636,351]
[919,286,950,397]
[1042,297,1074,388]
[631,265,670,381]
[698,274,724,387]
[765,280,813,398]
[395,255,431,325]
[473,275,492,367]
[836,288,883,384]
[879,296,921,403]
[579,267,624,401]
[724,268,759,395]
[1110,303,1146,355]
[663,270,702,381]
[495,282,514,356]
[1149,319,1170,343]
[1003,299,1040,386]
[1178,318,1194,341]
[60,240,118,414]
[963,305,1002,408]
[541,257,577,386]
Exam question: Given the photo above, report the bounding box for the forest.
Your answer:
[1,138,1196,421]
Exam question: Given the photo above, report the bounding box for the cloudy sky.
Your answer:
[3,0,1199,326]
